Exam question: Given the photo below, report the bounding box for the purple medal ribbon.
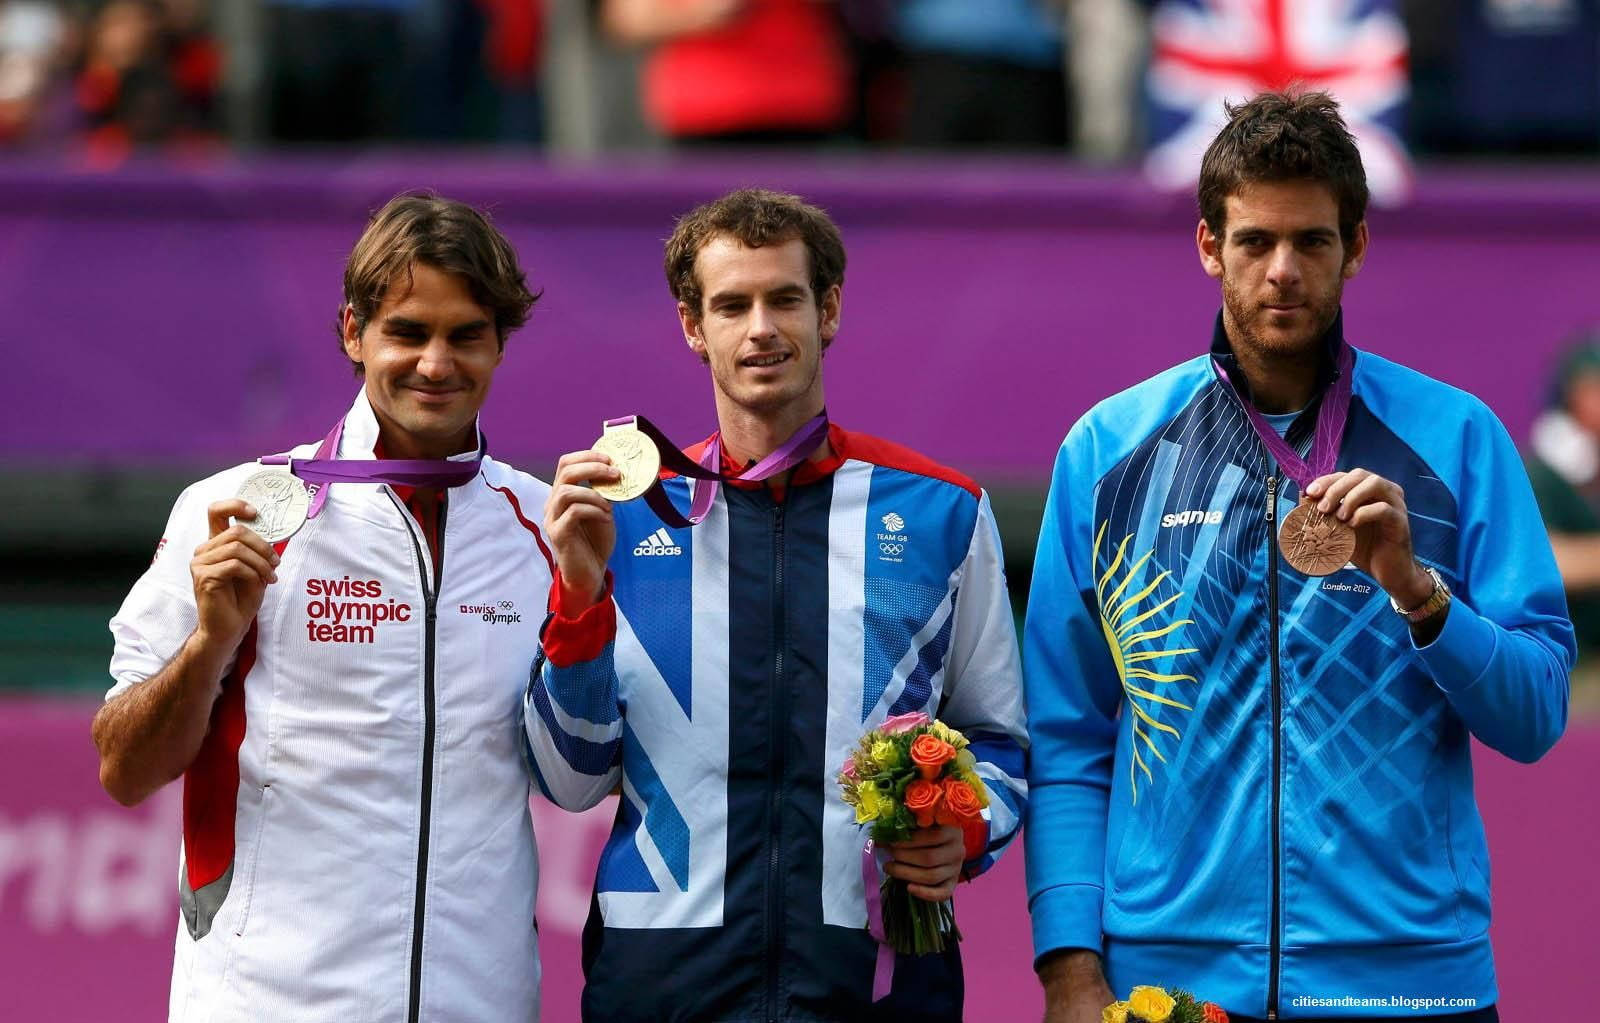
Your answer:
[860,840,894,1002]
[261,416,483,520]
[604,412,830,528]
[1211,343,1355,491]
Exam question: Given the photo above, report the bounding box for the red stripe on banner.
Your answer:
[182,622,257,891]
[487,482,556,572]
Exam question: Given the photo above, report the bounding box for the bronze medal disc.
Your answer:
[591,425,661,503]
[1279,500,1356,576]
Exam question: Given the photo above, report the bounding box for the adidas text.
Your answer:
[633,528,683,557]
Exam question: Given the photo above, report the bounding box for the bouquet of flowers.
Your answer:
[1103,986,1228,1023]
[836,711,989,956]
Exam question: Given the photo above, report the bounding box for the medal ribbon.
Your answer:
[604,412,829,528]
[261,417,483,520]
[1210,342,1354,491]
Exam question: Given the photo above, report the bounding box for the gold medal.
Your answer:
[1279,499,1356,577]
[591,422,661,502]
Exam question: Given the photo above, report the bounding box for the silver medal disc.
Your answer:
[234,468,310,542]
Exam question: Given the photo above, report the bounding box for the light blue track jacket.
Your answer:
[1023,314,1573,1018]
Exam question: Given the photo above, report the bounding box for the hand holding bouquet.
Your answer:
[837,711,990,957]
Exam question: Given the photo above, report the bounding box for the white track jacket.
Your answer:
[108,392,553,1022]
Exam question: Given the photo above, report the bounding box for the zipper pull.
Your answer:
[1265,475,1278,522]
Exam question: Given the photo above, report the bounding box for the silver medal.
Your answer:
[234,468,310,542]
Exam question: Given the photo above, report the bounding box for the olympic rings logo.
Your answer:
[879,542,905,555]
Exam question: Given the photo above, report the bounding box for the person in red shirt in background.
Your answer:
[602,0,851,144]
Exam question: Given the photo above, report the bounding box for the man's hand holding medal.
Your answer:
[544,414,830,615]
[1305,468,1446,635]
[544,447,623,615]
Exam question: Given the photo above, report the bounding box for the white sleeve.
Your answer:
[106,482,215,701]
[938,490,1030,872]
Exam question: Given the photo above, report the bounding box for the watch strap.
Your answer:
[1392,565,1451,623]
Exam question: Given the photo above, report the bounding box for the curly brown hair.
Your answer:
[337,193,538,372]
[1198,90,1369,247]
[663,188,846,318]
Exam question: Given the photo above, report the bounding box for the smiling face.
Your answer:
[341,261,503,459]
[1198,179,1367,361]
[678,234,840,425]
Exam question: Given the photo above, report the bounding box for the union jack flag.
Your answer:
[1145,0,1412,203]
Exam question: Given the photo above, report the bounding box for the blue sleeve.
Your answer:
[1415,408,1574,763]
[520,573,625,809]
[1022,428,1126,964]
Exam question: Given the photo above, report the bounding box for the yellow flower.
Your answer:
[869,739,903,771]
[952,750,991,806]
[1102,1001,1131,1023]
[853,782,888,824]
[1127,986,1176,1022]
[930,720,968,749]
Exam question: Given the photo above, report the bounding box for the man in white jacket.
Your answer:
[94,194,554,1022]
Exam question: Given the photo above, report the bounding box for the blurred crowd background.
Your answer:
[2,0,1598,162]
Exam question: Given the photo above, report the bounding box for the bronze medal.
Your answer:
[1279,499,1356,577]
[591,423,661,503]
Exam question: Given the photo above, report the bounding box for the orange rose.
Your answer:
[903,778,944,828]
[909,734,958,780]
[1201,1003,1229,1023]
[936,778,984,826]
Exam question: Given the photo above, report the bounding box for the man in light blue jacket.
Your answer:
[1024,90,1572,1023]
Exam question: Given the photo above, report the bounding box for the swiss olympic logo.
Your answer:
[459,600,522,625]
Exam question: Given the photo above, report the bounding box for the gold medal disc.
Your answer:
[1279,499,1356,576]
[591,425,661,502]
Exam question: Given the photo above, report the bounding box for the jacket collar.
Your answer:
[680,423,849,490]
[1209,307,1347,408]
[336,388,486,464]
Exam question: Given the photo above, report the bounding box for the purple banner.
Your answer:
[4,158,1600,479]
[2,697,1596,1020]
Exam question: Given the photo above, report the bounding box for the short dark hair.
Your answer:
[664,188,846,316]
[338,193,538,371]
[1198,90,1369,246]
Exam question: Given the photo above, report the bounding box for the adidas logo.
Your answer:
[632,527,683,557]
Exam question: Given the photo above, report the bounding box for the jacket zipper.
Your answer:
[764,501,787,1023]
[1264,474,1282,1020]
[390,491,446,1023]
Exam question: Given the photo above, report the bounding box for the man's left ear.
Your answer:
[678,301,710,363]
[1342,221,1369,279]
[819,285,842,350]
[341,304,364,364]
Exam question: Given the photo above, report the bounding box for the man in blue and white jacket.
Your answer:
[524,188,1029,1021]
[1024,92,1572,1022]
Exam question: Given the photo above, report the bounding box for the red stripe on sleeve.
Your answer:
[486,482,556,572]
[182,623,257,891]
[543,570,617,668]
[832,428,981,499]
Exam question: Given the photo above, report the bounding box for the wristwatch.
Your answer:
[1391,565,1451,623]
